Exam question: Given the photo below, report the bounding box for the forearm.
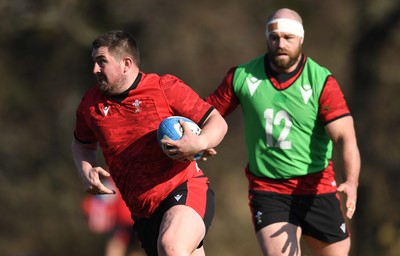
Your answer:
[338,135,361,218]
[199,110,228,150]
[71,138,98,178]
[326,116,360,185]
[71,138,115,194]
[341,139,361,186]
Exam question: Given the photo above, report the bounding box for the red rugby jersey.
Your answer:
[74,72,213,218]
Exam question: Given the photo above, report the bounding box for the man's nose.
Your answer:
[93,63,100,74]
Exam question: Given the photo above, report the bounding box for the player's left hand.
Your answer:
[160,120,206,162]
[337,181,358,219]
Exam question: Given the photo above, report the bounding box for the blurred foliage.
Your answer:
[0,0,399,255]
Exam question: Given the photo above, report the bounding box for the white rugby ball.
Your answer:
[157,116,203,160]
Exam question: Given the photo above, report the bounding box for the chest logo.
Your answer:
[133,99,142,113]
[300,84,312,104]
[246,77,261,96]
[103,105,110,116]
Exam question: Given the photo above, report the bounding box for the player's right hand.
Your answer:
[82,167,116,195]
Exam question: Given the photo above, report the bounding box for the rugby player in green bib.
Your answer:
[206,8,361,256]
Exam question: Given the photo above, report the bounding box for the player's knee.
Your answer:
[157,231,186,256]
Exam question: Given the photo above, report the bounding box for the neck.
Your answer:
[109,72,142,102]
[121,68,140,91]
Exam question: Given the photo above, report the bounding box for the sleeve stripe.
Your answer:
[323,113,351,126]
[198,106,215,127]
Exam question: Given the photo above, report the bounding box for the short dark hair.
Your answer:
[92,30,140,65]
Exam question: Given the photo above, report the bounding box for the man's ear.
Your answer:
[123,57,134,73]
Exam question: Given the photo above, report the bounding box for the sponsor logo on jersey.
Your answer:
[246,77,262,96]
[103,105,109,116]
[300,84,312,104]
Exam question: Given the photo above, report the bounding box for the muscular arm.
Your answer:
[161,109,228,161]
[325,116,361,219]
[198,108,228,149]
[71,138,115,194]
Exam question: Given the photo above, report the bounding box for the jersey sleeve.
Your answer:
[160,74,213,126]
[74,94,98,144]
[205,67,240,117]
[319,76,351,125]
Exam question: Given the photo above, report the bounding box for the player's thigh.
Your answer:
[257,222,302,256]
[303,235,350,256]
[159,205,206,250]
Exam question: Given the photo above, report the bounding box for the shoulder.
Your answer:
[141,73,186,87]
[140,72,161,83]
[160,74,185,85]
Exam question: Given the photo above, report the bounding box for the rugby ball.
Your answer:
[157,116,203,160]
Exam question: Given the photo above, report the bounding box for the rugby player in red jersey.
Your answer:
[71,30,227,256]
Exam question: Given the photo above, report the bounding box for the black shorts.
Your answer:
[249,191,349,243]
[133,176,214,256]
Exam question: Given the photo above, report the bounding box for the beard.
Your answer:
[268,45,302,72]
[97,75,113,95]
[96,74,125,96]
